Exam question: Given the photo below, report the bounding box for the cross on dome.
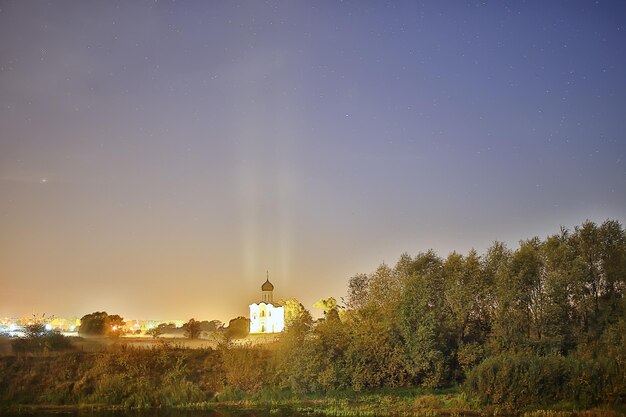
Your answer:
[261,270,274,291]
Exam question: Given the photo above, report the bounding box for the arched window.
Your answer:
[260,311,265,317]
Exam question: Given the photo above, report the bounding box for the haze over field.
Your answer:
[1,1,625,321]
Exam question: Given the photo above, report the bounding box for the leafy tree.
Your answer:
[11,316,73,354]
[313,297,339,317]
[281,298,310,329]
[540,229,578,353]
[368,263,403,310]
[107,314,126,337]
[24,322,47,339]
[346,273,370,310]
[344,304,410,390]
[200,320,223,332]
[146,327,163,338]
[225,316,250,339]
[442,250,488,378]
[79,311,126,337]
[183,318,201,339]
[157,322,176,331]
[78,312,108,335]
[399,251,449,387]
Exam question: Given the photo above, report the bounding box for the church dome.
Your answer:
[261,278,274,291]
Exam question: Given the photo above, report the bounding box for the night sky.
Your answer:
[1,1,625,321]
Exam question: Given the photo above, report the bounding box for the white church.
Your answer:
[249,273,285,334]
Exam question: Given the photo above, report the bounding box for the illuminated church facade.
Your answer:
[249,273,285,334]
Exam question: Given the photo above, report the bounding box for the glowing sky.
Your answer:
[1,1,625,322]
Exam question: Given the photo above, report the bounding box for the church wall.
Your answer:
[249,302,285,333]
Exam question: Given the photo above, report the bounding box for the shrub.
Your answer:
[464,353,571,408]
[463,352,623,409]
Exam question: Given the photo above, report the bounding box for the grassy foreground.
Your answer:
[180,388,625,417]
[9,388,623,417]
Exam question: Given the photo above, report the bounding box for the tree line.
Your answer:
[272,219,625,405]
[76,313,250,340]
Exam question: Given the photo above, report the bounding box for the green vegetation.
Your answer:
[10,321,73,355]
[146,327,164,338]
[79,312,125,337]
[183,318,202,339]
[1,220,624,415]
[0,344,212,408]
[224,317,251,340]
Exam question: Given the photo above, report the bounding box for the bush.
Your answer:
[466,354,552,408]
[222,346,270,392]
[10,330,73,354]
[463,352,621,409]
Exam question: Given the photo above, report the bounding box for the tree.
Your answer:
[200,320,223,333]
[225,316,250,339]
[398,250,450,387]
[107,314,126,337]
[78,312,107,335]
[281,299,311,329]
[540,229,578,353]
[346,273,370,310]
[492,238,544,346]
[183,318,201,339]
[11,315,73,354]
[24,322,47,339]
[314,297,339,318]
[442,251,486,378]
[146,327,163,338]
[78,311,126,337]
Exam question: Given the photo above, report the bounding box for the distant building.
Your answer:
[249,273,285,333]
